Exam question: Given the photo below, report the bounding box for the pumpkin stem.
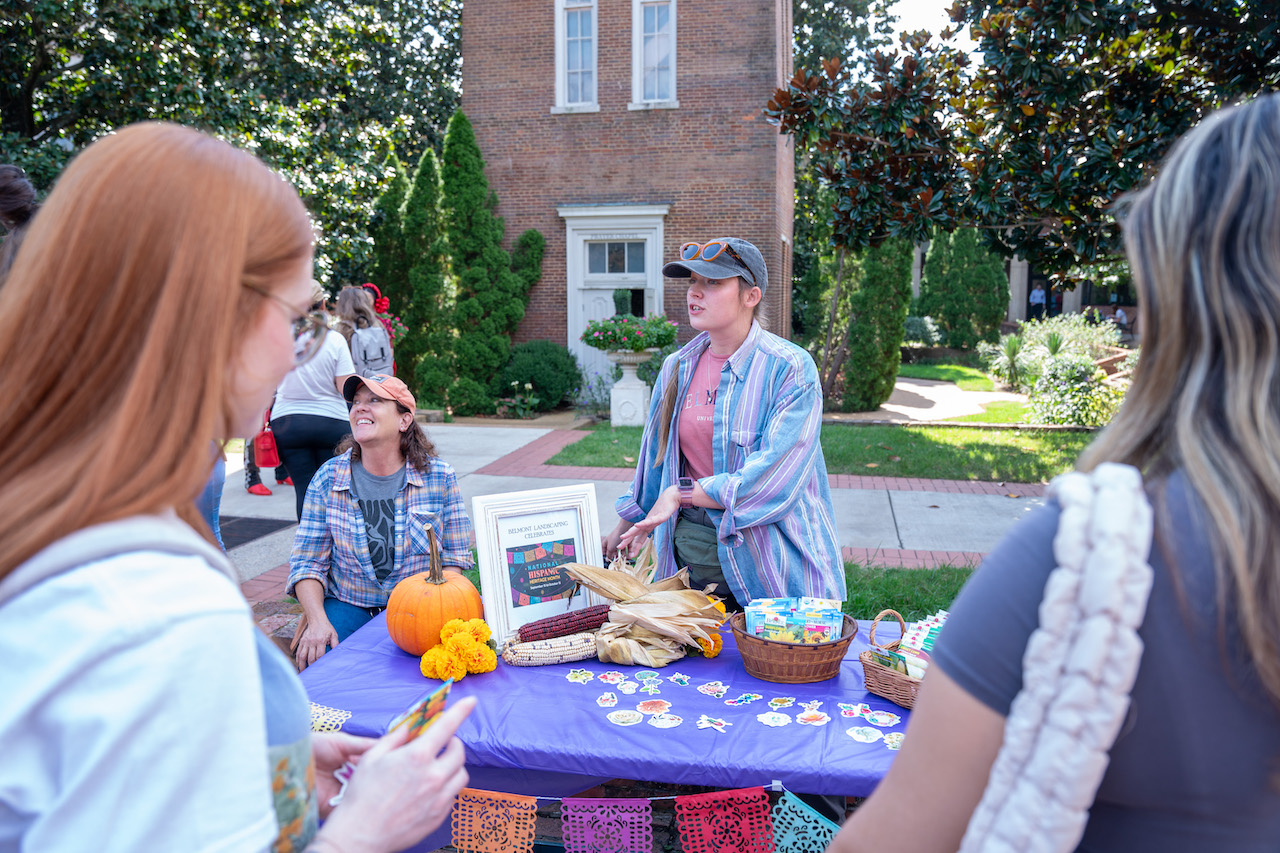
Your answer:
[426,526,445,584]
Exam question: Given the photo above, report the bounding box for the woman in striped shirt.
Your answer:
[606,237,844,610]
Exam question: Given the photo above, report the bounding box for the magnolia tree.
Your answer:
[767,0,1280,283]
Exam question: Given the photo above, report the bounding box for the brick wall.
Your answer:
[460,0,794,346]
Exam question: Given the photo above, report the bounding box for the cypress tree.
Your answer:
[400,149,452,405]
[950,228,1008,348]
[919,228,950,320]
[370,153,411,305]
[842,238,914,411]
[440,111,533,401]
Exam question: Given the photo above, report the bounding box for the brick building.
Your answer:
[460,0,795,380]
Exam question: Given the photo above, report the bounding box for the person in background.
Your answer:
[270,282,355,520]
[0,165,39,280]
[828,95,1280,853]
[0,121,472,853]
[243,439,292,496]
[1029,281,1047,320]
[288,374,474,669]
[604,237,844,612]
[336,285,393,378]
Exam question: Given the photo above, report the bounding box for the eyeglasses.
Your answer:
[678,239,754,285]
[243,283,329,366]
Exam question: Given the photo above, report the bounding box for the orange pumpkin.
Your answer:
[386,527,483,656]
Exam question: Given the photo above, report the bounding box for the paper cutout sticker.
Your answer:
[598,671,626,685]
[847,726,883,743]
[567,669,595,684]
[636,699,672,715]
[640,684,662,695]
[695,714,732,733]
[607,710,644,726]
[648,713,683,729]
[667,672,691,686]
[796,710,831,726]
[635,671,660,681]
[884,732,906,750]
[837,702,869,719]
[800,700,823,712]
[768,697,795,710]
[596,692,618,708]
[617,681,638,694]
[864,709,902,728]
[697,681,729,699]
[724,693,764,707]
[756,711,791,727]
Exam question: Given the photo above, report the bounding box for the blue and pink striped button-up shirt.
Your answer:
[616,322,845,603]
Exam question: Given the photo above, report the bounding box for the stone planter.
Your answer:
[605,349,658,427]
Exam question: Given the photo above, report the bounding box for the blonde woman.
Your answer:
[0,123,472,853]
[830,96,1280,851]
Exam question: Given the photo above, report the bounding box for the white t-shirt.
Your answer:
[0,551,277,852]
[272,328,354,421]
[1115,307,1128,324]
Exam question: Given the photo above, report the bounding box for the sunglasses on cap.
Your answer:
[679,239,754,285]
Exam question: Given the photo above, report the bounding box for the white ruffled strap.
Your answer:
[959,463,1154,853]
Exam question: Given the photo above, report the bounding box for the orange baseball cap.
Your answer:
[343,373,416,412]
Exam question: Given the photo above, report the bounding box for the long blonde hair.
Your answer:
[0,123,313,578]
[1079,94,1280,709]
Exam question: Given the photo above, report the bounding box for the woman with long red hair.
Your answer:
[0,123,473,852]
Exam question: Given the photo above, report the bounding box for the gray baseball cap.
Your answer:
[662,237,768,293]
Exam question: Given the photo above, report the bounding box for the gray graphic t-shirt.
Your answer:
[350,460,407,583]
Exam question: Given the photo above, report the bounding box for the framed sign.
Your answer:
[472,484,605,641]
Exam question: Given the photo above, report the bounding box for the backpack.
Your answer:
[350,323,393,378]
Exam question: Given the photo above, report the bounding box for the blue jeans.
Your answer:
[323,597,383,643]
[197,457,226,551]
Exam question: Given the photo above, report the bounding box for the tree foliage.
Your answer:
[2,0,462,282]
[768,0,1280,282]
[843,238,914,411]
[921,227,1007,349]
[399,149,452,406]
[440,111,536,400]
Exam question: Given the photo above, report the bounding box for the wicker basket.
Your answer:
[858,609,921,709]
[729,612,858,684]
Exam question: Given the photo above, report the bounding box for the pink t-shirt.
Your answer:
[678,349,729,480]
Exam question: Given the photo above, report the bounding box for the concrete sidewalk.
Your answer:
[229,378,1044,627]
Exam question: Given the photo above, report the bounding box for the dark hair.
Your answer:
[335,403,438,471]
[0,165,39,279]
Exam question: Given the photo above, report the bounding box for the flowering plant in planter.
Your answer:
[581,313,678,353]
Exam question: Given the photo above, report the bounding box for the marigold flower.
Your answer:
[439,618,468,642]
[465,618,492,644]
[697,631,724,658]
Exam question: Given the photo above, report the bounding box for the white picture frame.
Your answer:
[472,483,606,641]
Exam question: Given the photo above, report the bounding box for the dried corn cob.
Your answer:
[516,604,611,642]
[501,631,598,666]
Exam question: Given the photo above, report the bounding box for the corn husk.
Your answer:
[566,559,725,668]
[595,623,687,667]
[605,589,723,647]
[608,539,659,585]
[564,563,651,603]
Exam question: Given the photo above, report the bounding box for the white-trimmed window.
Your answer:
[554,0,598,113]
[630,0,677,109]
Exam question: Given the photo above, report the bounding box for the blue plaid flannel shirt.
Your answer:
[286,451,474,608]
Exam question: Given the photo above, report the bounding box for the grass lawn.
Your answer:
[843,564,973,622]
[896,363,994,392]
[550,423,1094,483]
[951,400,1028,424]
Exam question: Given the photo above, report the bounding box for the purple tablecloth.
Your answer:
[302,614,908,799]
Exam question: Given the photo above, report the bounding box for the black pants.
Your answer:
[270,414,351,519]
[243,441,288,488]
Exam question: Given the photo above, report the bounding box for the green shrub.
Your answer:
[843,238,914,411]
[575,371,613,420]
[903,315,941,347]
[498,340,583,411]
[637,342,677,387]
[1028,355,1124,427]
[447,377,493,417]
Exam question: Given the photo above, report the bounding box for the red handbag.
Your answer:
[252,409,281,469]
